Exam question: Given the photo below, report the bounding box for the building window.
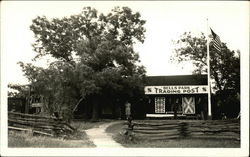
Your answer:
[155,97,165,113]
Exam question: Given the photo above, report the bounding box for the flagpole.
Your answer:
[206,18,212,119]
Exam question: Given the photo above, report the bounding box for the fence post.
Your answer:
[179,122,189,138]
[125,116,134,141]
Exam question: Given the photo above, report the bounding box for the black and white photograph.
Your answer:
[0,1,249,156]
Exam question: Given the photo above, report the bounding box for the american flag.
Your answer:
[210,28,222,51]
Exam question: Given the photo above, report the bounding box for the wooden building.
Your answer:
[144,75,209,119]
[8,97,26,113]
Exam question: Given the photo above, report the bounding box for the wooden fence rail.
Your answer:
[8,112,76,137]
[125,119,240,141]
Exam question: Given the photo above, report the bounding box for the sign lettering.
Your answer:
[145,85,208,95]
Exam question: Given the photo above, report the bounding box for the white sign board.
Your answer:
[31,103,43,107]
[145,85,208,95]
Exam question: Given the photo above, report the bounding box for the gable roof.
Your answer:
[145,75,208,86]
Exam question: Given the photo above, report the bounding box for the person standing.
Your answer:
[174,98,179,120]
[125,101,131,120]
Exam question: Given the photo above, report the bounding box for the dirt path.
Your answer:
[85,121,123,148]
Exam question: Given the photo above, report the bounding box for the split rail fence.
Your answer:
[8,112,76,137]
[126,119,240,141]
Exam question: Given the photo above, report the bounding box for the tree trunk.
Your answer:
[83,101,88,119]
[211,68,223,92]
[117,104,122,119]
[174,104,177,120]
[91,97,99,121]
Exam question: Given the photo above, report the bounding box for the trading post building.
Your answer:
[144,75,209,119]
[8,75,210,120]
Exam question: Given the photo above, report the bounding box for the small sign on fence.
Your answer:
[31,103,43,107]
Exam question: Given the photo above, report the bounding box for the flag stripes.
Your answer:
[210,28,222,51]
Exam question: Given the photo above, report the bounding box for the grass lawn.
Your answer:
[8,129,95,148]
[70,119,114,130]
[106,122,240,148]
[8,119,114,148]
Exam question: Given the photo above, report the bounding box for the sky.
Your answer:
[1,1,249,85]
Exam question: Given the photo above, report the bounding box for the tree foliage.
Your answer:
[171,32,240,93]
[19,7,146,120]
[30,7,145,62]
[171,32,240,118]
[8,84,30,98]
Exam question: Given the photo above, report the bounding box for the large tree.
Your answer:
[171,32,240,94]
[171,32,240,118]
[19,7,146,120]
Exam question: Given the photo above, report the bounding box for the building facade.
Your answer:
[144,75,209,119]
